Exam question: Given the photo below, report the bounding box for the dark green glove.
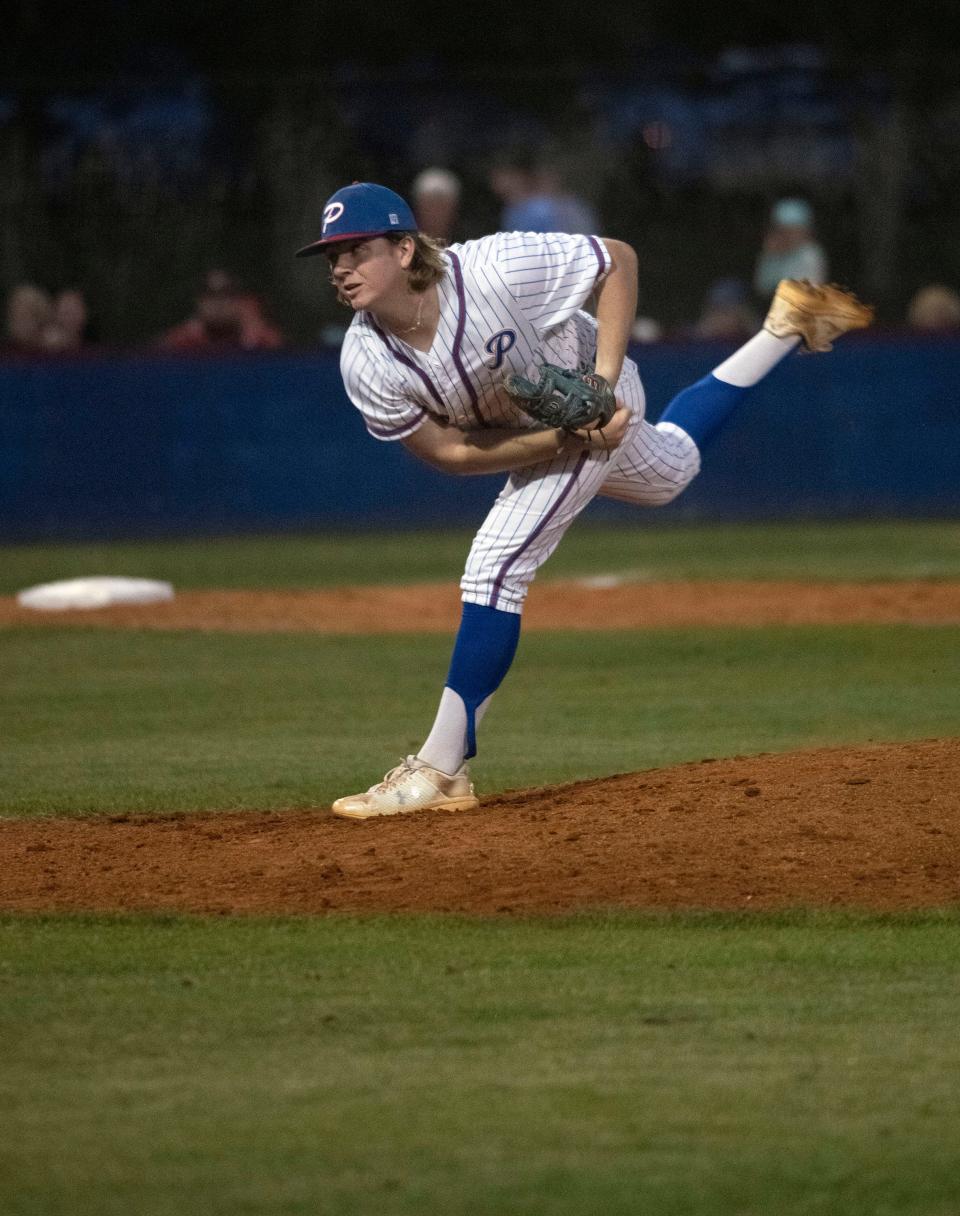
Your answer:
[505,363,617,432]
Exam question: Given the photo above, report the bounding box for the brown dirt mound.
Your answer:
[2,579,959,633]
[2,739,957,916]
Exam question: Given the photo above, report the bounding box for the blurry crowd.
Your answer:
[4,161,960,358]
[653,193,960,344]
[1,269,284,357]
[2,285,96,356]
[156,270,283,352]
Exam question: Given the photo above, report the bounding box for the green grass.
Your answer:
[1,625,957,816]
[3,911,960,1216]
[2,520,960,593]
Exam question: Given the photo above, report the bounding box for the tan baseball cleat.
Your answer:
[331,756,479,820]
[763,279,874,352]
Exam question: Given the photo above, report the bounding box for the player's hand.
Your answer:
[569,403,631,451]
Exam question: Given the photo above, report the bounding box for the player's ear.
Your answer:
[397,236,416,270]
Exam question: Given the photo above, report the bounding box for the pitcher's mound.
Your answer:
[2,738,957,916]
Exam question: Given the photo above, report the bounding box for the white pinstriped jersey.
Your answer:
[339,231,613,441]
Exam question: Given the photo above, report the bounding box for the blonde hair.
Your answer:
[330,232,448,306]
[391,232,448,293]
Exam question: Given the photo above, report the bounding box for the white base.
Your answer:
[17,576,175,612]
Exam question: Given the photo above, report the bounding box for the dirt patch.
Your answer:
[2,739,958,916]
[1,579,959,633]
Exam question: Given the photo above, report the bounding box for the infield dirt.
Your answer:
[4,578,958,915]
[2,739,958,916]
[2,578,960,632]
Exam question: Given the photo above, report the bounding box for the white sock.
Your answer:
[712,329,800,388]
[418,688,492,775]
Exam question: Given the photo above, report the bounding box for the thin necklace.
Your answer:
[397,294,425,335]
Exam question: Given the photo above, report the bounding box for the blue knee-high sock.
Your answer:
[445,602,521,758]
[659,374,750,450]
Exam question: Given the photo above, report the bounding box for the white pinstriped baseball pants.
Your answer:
[460,362,700,613]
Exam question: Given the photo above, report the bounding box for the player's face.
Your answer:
[327,238,410,310]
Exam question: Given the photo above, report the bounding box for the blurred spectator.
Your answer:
[43,289,95,352]
[489,151,599,235]
[753,198,828,301]
[159,270,284,351]
[907,284,960,332]
[630,316,663,344]
[411,167,462,243]
[694,278,760,341]
[2,284,54,355]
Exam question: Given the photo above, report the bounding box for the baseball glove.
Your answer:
[505,363,617,432]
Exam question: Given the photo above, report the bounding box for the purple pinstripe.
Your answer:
[446,251,487,427]
[488,451,590,609]
[586,236,608,284]
[370,319,445,410]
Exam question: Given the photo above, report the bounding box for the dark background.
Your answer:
[4,0,960,343]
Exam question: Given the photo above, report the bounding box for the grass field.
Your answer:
[2,519,960,592]
[2,521,959,1214]
[2,625,957,815]
[4,912,960,1216]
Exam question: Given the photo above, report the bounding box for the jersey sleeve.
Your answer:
[491,231,612,333]
[340,333,427,442]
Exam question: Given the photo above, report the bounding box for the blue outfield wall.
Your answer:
[0,336,957,541]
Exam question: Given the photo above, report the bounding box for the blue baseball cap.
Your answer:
[295,182,418,258]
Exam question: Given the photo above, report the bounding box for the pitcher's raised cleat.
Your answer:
[331,756,479,820]
[764,279,874,353]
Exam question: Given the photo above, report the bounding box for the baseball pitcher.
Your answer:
[296,182,872,819]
